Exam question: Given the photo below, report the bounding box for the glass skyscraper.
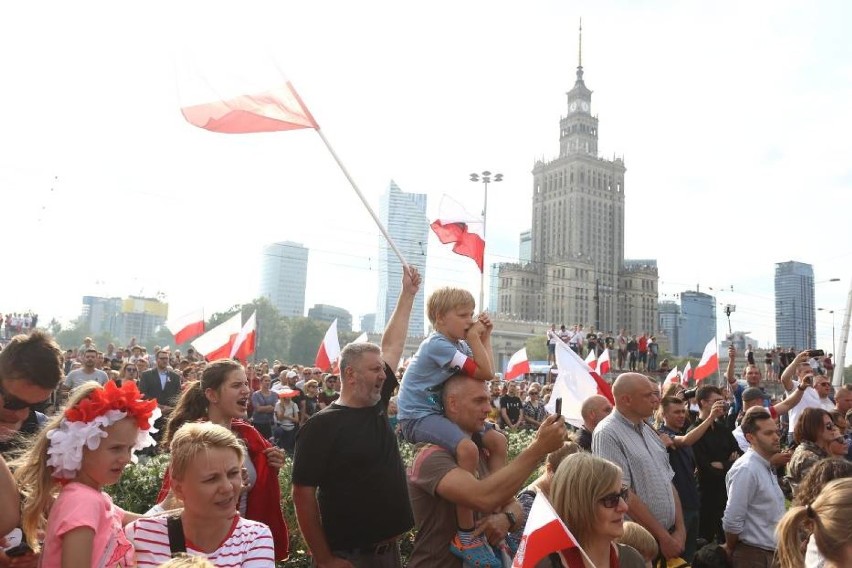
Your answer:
[259,241,308,317]
[375,181,427,337]
[775,261,815,350]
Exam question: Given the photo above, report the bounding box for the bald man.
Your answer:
[592,373,685,560]
[576,395,613,451]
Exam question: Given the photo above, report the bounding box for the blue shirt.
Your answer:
[398,333,472,420]
[659,424,700,510]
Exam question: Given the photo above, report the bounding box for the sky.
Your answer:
[2,1,851,358]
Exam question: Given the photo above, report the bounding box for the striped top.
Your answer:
[592,409,676,530]
[125,515,275,567]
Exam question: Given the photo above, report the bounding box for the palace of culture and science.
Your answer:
[496,28,658,336]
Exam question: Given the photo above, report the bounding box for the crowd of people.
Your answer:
[0,313,38,341]
[546,325,662,373]
[1,270,851,567]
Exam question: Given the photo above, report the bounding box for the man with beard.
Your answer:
[61,347,108,391]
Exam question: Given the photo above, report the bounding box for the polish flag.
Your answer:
[597,349,611,375]
[505,348,530,381]
[430,195,485,272]
[682,361,693,384]
[191,312,242,361]
[176,29,317,135]
[545,342,614,428]
[512,492,586,568]
[166,308,205,345]
[352,332,369,344]
[315,319,341,371]
[693,338,719,382]
[584,350,597,371]
[230,312,257,362]
[662,366,680,390]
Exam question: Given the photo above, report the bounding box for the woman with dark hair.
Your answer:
[157,359,290,562]
[787,407,836,490]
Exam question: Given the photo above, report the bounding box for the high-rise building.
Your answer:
[308,304,353,333]
[497,25,657,332]
[775,261,815,350]
[680,291,716,358]
[360,313,376,333]
[376,180,428,338]
[80,295,168,345]
[658,300,681,356]
[259,241,308,318]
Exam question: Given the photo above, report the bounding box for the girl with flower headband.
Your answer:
[13,380,159,567]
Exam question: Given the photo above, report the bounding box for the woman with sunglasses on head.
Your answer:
[544,452,645,568]
[787,407,836,491]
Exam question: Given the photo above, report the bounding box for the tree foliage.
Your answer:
[525,335,547,361]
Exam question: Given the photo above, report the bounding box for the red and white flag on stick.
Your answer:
[546,343,614,428]
[191,312,242,361]
[230,311,257,362]
[176,30,409,268]
[662,366,680,390]
[597,349,611,375]
[166,308,205,345]
[512,492,589,568]
[430,195,485,272]
[316,319,341,372]
[505,348,530,381]
[693,338,719,382]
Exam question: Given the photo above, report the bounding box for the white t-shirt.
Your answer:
[786,381,824,433]
[274,400,299,431]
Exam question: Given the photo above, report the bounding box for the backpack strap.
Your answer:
[166,515,187,557]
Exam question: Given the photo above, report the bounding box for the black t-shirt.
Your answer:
[499,395,523,424]
[291,363,413,550]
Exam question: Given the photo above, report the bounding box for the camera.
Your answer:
[683,388,697,400]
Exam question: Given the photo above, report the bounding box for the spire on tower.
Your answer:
[576,18,584,81]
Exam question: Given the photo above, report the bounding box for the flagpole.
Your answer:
[470,171,503,311]
[312,128,408,267]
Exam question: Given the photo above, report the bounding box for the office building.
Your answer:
[775,261,815,350]
[259,241,308,317]
[375,180,428,338]
[360,313,376,333]
[519,230,532,263]
[658,300,681,356]
[680,291,716,358]
[308,304,353,333]
[80,295,168,345]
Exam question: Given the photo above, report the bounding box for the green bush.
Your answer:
[109,430,542,566]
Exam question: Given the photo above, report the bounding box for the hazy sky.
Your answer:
[2,1,851,355]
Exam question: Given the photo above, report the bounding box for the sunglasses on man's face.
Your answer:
[599,486,629,508]
[0,382,51,412]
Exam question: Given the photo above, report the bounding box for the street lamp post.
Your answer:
[470,170,502,311]
[818,307,836,357]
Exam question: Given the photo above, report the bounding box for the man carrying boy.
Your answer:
[398,287,508,567]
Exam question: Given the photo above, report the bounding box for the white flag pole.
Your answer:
[833,278,852,387]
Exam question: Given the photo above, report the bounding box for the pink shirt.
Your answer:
[41,482,133,567]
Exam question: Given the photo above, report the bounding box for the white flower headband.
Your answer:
[46,381,161,480]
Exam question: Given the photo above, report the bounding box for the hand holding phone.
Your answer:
[554,397,562,416]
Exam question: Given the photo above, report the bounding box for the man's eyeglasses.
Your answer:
[599,486,629,508]
[0,382,51,412]
[312,371,323,375]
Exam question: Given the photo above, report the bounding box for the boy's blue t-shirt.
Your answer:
[397,332,473,420]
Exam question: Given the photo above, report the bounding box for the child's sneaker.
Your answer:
[450,531,502,567]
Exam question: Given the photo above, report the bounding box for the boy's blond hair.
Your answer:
[427,286,475,325]
[617,521,658,561]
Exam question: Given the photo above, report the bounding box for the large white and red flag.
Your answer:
[230,311,257,362]
[430,195,485,272]
[512,492,587,568]
[597,348,611,375]
[191,312,242,361]
[505,348,530,381]
[545,342,614,428]
[693,338,719,382]
[166,308,205,345]
[315,319,341,372]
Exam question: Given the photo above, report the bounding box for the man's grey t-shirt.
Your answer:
[64,368,109,389]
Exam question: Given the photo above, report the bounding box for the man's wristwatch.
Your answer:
[503,511,517,530]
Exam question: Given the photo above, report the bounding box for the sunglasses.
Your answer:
[0,382,51,412]
[599,486,629,508]
[824,422,836,431]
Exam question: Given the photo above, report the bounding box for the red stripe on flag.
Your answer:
[174,321,205,345]
[430,220,485,272]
